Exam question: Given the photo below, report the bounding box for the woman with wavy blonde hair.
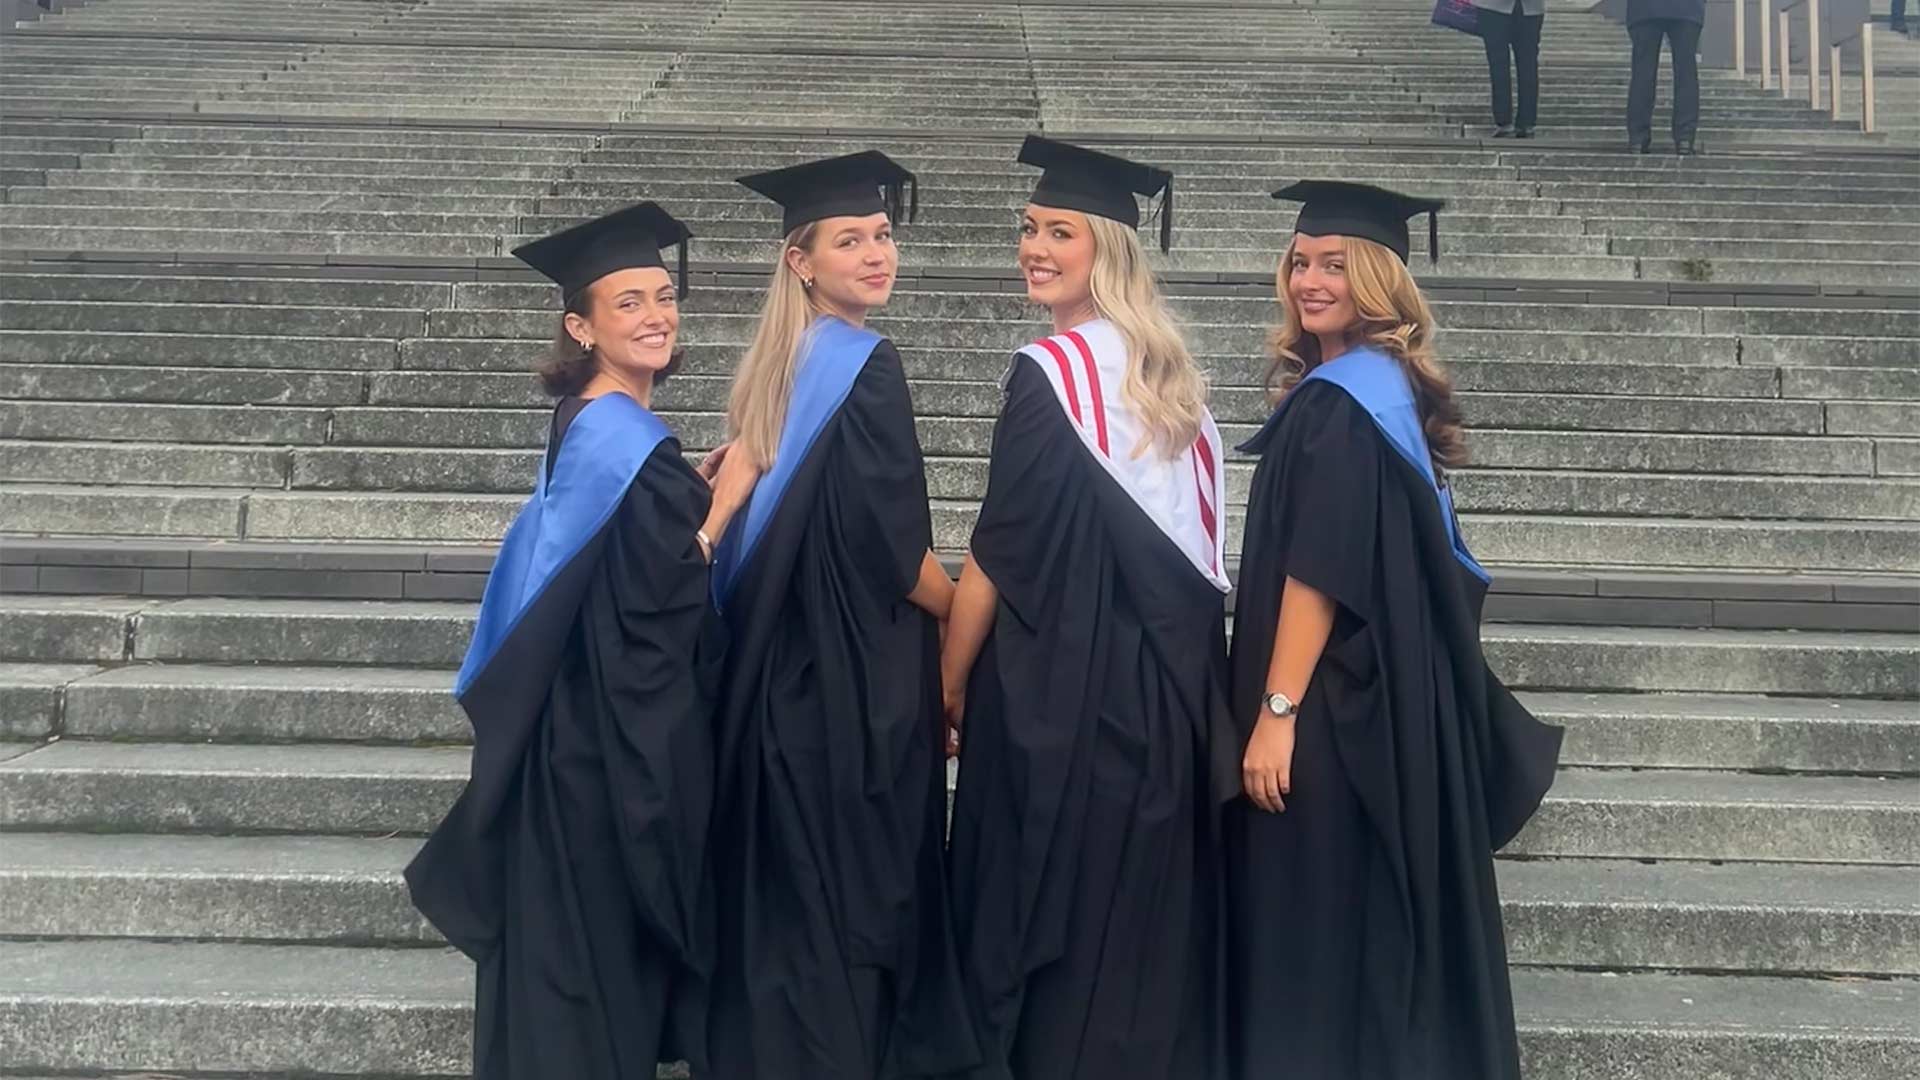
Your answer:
[705,151,978,1080]
[1228,182,1562,1080]
[941,137,1237,1080]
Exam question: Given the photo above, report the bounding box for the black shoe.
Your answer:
[1633,138,1653,154]
[1892,18,1909,34]
[1675,139,1697,156]
[1515,127,1536,139]
[1493,125,1516,138]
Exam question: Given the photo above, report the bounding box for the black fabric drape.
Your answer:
[707,341,978,1080]
[949,358,1236,1080]
[1227,381,1562,1080]
[407,437,724,1079]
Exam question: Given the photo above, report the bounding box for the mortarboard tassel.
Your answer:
[1158,178,1174,255]
[1428,210,1441,266]
[677,238,691,300]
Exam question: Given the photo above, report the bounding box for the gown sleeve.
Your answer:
[969,355,1085,626]
[1264,380,1385,625]
[820,339,935,601]
[576,444,720,961]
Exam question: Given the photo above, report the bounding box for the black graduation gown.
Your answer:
[947,359,1238,1080]
[707,341,978,1080]
[1226,381,1564,1080]
[405,400,724,1079]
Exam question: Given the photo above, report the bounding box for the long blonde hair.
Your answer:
[1084,215,1207,458]
[728,222,822,467]
[1266,234,1467,473]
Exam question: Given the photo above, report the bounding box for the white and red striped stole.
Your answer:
[1013,319,1230,593]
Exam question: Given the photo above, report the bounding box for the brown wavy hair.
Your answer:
[537,288,684,398]
[1265,233,1467,474]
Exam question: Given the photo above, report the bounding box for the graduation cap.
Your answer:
[736,150,918,236]
[512,201,692,301]
[1270,180,1446,266]
[1018,135,1176,254]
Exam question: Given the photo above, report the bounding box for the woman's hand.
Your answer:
[1242,713,1295,813]
[940,676,965,759]
[696,441,732,484]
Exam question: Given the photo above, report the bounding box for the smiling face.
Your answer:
[787,212,897,321]
[564,266,679,383]
[1283,232,1360,348]
[1018,204,1098,324]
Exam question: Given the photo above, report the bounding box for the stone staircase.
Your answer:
[1,1,1916,1078]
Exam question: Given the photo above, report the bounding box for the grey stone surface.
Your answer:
[0,741,468,834]
[0,595,142,662]
[1524,691,1920,776]
[0,662,98,738]
[0,832,436,943]
[1512,769,1920,865]
[63,663,465,743]
[1485,624,1920,698]
[1498,858,1920,976]
[130,597,473,666]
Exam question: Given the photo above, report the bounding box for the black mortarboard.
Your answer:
[736,150,918,236]
[1018,135,1176,254]
[512,201,692,301]
[1271,180,1446,265]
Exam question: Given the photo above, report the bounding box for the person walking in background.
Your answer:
[1894,0,1909,36]
[1474,0,1545,138]
[1626,0,1705,155]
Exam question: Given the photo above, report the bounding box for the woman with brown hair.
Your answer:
[406,203,760,1079]
[1228,182,1562,1080]
[705,151,977,1080]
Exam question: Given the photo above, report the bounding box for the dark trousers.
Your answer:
[1628,18,1701,144]
[1895,0,1908,26]
[1481,2,1543,129]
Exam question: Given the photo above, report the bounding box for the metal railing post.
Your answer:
[1737,0,1748,74]
[1779,7,1793,98]
[1761,0,1774,87]
[1861,20,1877,132]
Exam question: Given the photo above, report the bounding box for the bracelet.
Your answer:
[695,529,714,561]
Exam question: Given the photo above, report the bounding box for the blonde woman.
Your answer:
[941,137,1236,1080]
[1228,181,1562,1080]
[705,151,978,1080]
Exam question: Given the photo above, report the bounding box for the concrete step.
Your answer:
[1537,691,1920,776]
[2,595,1912,696]
[17,658,1914,774]
[0,738,1912,862]
[8,482,1916,572]
[0,939,1910,1079]
[1511,769,1920,865]
[0,834,1909,977]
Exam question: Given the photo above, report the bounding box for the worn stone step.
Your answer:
[26,660,1916,776]
[0,662,102,740]
[0,364,368,406]
[1536,691,1920,776]
[1511,769,1920,865]
[1,739,1912,869]
[0,832,438,944]
[1497,857,1920,976]
[56,664,466,744]
[0,938,1910,1079]
[0,835,1909,977]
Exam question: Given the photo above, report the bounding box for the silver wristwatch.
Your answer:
[1263,691,1298,719]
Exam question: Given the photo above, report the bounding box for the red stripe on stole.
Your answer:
[1193,435,1219,567]
[1035,338,1082,423]
[1063,330,1110,455]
